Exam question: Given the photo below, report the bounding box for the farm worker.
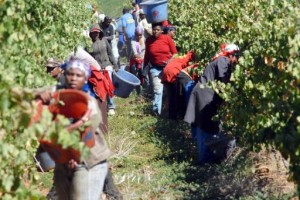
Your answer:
[163,26,176,39]
[92,4,100,19]
[129,26,145,96]
[121,7,136,63]
[163,25,182,51]
[184,44,240,164]
[144,22,177,116]
[100,16,114,48]
[45,58,63,81]
[161,50,198,119]
[35,59,112,200]
[138,9,152,39]
[174,64,200,119]
[88,23,119,116]
[131,0,140,25]
[110,19,120,66]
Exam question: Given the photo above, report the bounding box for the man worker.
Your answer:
[138,9,152,39]
[100,16,115,48]
[121,7,136,63]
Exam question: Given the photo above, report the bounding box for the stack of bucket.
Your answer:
[139,0,168,23]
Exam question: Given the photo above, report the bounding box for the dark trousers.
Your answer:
[165,83,177,120]
[103,170,123,200]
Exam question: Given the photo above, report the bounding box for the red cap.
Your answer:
[90,27,101,33]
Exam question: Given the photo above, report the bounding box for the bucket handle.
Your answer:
[33,154,45,173]
[66,109,92,131]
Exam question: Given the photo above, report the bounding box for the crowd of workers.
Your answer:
[35,1,241,199]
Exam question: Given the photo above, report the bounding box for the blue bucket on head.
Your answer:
[140,0,168,23]
[113,70,141,98]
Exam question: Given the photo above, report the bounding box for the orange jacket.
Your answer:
[161,50,195,84]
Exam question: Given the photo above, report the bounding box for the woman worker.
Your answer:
[36,59,111,199]
[184,44,240,164]
[130,26,145,96]
[144,22,177,116]
[89,23,119,116]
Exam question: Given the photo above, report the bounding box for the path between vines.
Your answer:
[39,95,297,199]
[108,95,296,199]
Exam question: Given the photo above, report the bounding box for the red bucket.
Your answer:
[34,89,95,163]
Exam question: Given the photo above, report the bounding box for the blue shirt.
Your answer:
[121,13,135,38]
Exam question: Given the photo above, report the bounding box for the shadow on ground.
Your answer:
[143,115,297,199]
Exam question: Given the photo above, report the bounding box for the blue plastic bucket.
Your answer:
[113,70,141,98]
[35,151,55,172]
[140,0,168,23]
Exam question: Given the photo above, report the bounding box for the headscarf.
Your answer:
[163,26,176,34]
[65,59,91,79]
[211,43,240,61]
[135,25,143,35]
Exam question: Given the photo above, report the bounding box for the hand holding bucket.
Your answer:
[33,89,95,164]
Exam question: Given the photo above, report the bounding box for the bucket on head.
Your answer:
[140,0,168,23]
[113,70,141,98]
[38,89,95,164]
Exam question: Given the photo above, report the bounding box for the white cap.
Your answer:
[224,44,240,54]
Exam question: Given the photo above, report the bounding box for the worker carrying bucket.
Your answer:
[32,59,112,199]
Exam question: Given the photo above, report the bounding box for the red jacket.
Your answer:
[88,66,115,101]
[161,50,196,83]
[144,34,177,67]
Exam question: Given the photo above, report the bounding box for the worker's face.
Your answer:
[139,14,145,19]
[152,25,162,38]
[136,32,143,40]
[89,31,99,42]
[229,54,239,66]
[168,30,176,38]
[104,19,111,26]
[65,68,86,90]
